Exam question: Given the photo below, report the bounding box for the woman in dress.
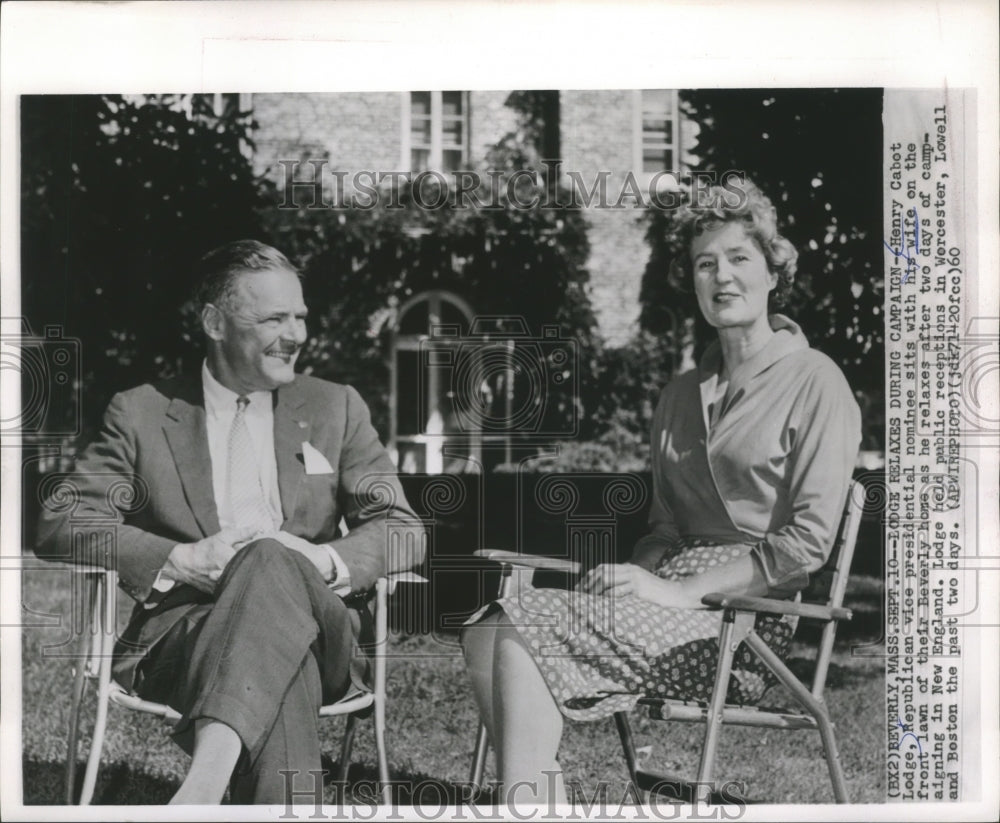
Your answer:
[460,177,862,804]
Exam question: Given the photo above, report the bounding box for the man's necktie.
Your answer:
[227,396,273,533]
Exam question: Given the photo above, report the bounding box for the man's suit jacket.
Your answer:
[35,373,425,688]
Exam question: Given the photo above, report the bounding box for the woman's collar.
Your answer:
[698,313,809,382]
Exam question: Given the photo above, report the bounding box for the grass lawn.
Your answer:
[18,558,885,807]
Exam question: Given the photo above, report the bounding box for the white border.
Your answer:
[2,1,998,821]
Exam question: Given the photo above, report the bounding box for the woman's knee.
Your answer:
[462,611,521,682]
[460,611,498,660]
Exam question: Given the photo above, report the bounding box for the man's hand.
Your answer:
[262,531,335,582]
[577,563,705,609]
[161,527,259,594]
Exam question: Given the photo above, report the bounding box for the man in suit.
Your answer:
[36,240,425,804]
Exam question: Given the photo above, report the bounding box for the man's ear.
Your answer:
[202,304,226,342]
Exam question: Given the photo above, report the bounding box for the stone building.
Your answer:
[212,90,699,470]
[244,90,698,349]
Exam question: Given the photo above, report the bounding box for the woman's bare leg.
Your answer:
[463,610,568,805]
[461,613,501,744]
[491,613,567,805]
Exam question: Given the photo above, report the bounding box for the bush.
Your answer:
[503,414,651,473]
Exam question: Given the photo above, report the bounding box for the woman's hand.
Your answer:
[628,543,669,572]
[577,563,706,609]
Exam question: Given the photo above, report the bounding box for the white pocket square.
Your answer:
[302,441,334,475]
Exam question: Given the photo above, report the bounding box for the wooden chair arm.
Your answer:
[55,561,113,575]
[385,570,428,595]
[473,549,581,574]
[700,592,852,622]
[386,570,428,584]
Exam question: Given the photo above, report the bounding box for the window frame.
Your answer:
[631,89,681,187]
[400,91,470,173]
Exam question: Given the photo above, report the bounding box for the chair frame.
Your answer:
[64,565,423,806]
[468,479,865,804]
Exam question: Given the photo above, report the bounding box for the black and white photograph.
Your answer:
[1,2,997,820]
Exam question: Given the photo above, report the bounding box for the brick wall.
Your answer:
[560,90,651,348]
[468,91,518,163]
[582,208,652,347]
[252,91,516,184]
[251,92,402,188]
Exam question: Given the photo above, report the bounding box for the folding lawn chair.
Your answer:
[468,479,865,804]
[63,564,425,806]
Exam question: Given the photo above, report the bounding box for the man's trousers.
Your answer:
[132,539,359,803]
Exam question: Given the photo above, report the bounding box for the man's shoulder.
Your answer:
[110,373,374,419]
[109,375,200,413]
[285,374,369,410]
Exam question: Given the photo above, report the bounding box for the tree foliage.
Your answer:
[21,94,264,435]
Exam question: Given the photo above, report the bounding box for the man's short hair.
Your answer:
[194,240,301,311]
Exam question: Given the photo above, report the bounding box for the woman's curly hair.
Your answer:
[667,177,798,307]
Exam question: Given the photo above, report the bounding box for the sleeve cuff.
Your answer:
[750,540,810,595]
[630,533,677,570]
[325,544,352,596]
[144,567,177,610]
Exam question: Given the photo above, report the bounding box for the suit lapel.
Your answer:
[274,382,309,526]
[163,381,220,537]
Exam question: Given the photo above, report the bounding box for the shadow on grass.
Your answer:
[26,757,178,805]
[794,609,883,648]
[779,655,878,690]
[31,754,494,807]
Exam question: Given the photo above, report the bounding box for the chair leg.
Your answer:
[742,631,850,803]
[369,577,392,805]
[815,709,849,802]
[337,715,357,784]
[469,722,489,791]
[65,636,90,804]
[613,712,644,803]
[66,571,101,804]
[695,612,745,804]
[373,697,391,805]
[78,639,113,804]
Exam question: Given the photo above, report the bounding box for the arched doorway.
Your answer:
[389,290,479,473]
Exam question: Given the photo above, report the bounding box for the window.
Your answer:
[633,89,680,181]
[402,91,469,173]
[390,291,478,474]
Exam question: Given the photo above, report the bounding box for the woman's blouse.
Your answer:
[634,315,862,593]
